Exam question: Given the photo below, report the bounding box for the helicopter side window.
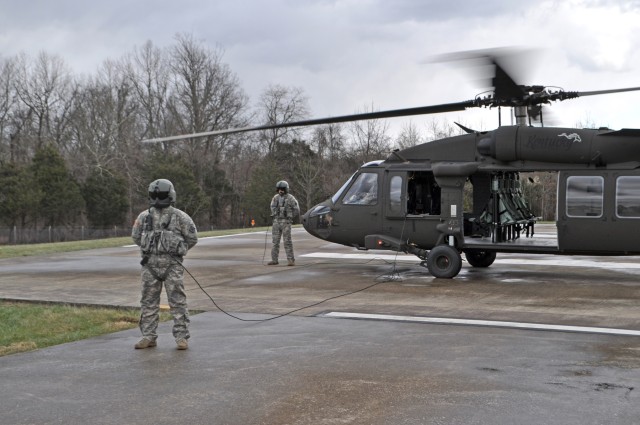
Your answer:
[388,175,402,215]
[566,176,603,218]
[616,176,640,218]
[342,172,378,205]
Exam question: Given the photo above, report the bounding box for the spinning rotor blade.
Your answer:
[491,58,527,101]
[142,47,640,143]
[141,99,475,143]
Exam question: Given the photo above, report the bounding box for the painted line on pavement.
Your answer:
[301,252,640,270]
[323,312,640,336]
[301,252,418,262]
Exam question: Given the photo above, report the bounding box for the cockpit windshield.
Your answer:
[331,172,356,204]
[342,172,378,205]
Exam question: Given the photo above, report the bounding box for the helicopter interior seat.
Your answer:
[506,173,536,237]
[474,174,533,242]
[413,183,427,214]
[407,174,440,215]
[500,177,527,239]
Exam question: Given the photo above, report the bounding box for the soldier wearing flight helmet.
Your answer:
[131,179,198,350]
[268,180,300,266]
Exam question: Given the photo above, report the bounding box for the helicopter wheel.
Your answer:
[426,245,462,279]
[463,249,497,268]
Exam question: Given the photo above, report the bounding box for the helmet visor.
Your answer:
[149,191,169,200]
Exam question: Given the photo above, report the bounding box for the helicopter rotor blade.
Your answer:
[575,86,640,98]
[141,99,476,143]
[491,59,527,101]
[142,47,640,144]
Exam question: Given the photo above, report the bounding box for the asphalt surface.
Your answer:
[1,225,640,424]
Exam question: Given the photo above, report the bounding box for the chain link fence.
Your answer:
[0,226,133,245]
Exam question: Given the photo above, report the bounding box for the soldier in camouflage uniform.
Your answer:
[132,179,198,350]
[268,180,300,266]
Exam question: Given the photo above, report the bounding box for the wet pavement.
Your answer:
[1,225,640,424]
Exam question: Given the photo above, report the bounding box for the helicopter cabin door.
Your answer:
[333,169,382,248]
[557,170,640,253]
[383,170,441,247]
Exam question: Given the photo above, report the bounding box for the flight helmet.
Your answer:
[148,179,176,208]
[276,180,289,193]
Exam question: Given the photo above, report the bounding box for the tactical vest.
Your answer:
[273,194,295,220]
[139,207,188,256]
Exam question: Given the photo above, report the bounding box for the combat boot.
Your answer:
[267,261,279,265]
[134,338,157,349]
[287,259,295,266]
[176,338,189,350]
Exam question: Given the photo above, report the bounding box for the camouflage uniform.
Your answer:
[270,192,300,263]
[132,206,198,343]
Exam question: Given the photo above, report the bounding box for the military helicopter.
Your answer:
[144,50,640,278]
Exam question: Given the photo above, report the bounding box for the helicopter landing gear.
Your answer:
[426,245,462,279]
[463,249,497,268]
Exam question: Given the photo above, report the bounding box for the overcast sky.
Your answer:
[1,0,640,138]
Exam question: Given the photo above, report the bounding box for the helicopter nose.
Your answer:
[302,204,332,240]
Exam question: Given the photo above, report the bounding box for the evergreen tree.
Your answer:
[82,168,129,227]
[30,145,85,227]
[139,151,207,219]
[200,164,237,228]
[0,162,40,235]
[242,158,281,226]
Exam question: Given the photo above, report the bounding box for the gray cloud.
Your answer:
[1,0,640,133]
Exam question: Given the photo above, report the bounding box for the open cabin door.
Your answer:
[384,170,441,247]
[558,170,640,253]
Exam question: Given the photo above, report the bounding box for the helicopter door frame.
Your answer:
[332,168,382,248]
[384,170,442,247]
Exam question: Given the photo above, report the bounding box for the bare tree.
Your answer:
[167,33,249,166]
[293,153,323,213]
[348,103,392,164]
[0,56,19,162]
[395,120,423,150]
[310,123,346,161]
[70,60,139,174]
[13,52,78,153]
[125,40,170,141]
[423,118,463,142]
[256,84,309,153]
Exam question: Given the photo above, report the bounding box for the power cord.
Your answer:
[182,262,385,322]
[157,219,416,323]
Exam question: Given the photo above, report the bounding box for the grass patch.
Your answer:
[0,226,271,355]
[0,226,271,259]
[0,301,173,357]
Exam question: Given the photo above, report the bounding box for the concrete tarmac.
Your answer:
[1,226,640,424]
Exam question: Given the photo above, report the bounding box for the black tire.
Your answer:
[427,245,462,279]
[464,249,497,268]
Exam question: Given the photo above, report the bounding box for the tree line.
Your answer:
[0,33,561,244]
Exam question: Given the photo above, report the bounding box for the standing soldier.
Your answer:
[268,180,300,266]
[131,179,198,350]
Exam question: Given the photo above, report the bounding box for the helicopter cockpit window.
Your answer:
[342,172,378,205]
[566,176,604,218]
[332,172,356,204]
[616,176,640,218]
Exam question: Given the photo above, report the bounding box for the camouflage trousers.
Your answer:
[139,255,190,341]
[271,219,294,262]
